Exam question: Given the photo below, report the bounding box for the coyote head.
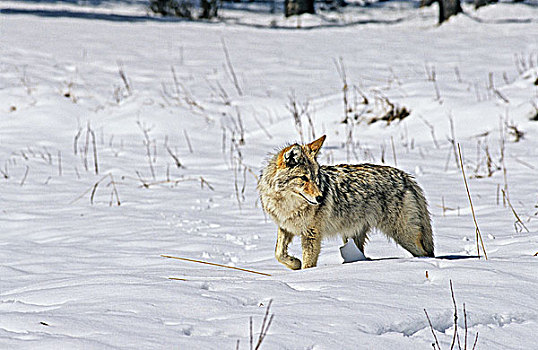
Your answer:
[272,135,326,205]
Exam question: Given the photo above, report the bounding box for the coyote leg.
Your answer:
[275,228,301,270]
[353,227,370,254]
[301,229,322,269]
[342,227,370,254]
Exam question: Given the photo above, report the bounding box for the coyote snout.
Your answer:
[258,135,434,270]
[298,177,323,205]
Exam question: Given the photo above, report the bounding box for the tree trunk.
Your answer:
[421,0,462,24]
[285,0,315,17]
[200,0,218,18]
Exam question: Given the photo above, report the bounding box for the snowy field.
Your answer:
[1,1,538,348]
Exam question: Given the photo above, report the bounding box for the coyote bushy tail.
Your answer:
[257,135,434,270]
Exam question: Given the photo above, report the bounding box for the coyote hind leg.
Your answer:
[342,226,370,254]
[275,228,301,270]
[381,217,434,258]
[381,188,434,258]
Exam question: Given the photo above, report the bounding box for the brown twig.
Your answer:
[161,255,271,277]
[458,143,488,260]
[254,300,274,350]
[90,129,99,175]
[471,333,479,350]
[449,280,460,350]
[249,317,253,350]
[424,309,441,350]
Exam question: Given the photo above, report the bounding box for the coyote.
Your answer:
[257,135,434,270]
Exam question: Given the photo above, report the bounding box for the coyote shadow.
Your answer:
[360,254,480,262]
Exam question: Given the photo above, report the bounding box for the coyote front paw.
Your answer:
[277,253,302,270]
[288,257,302,270]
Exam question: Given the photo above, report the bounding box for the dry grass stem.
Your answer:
[286,92,308,143]
[513,157,535,169]
[390,136,397,167]
[70,173,109,204]
[458,143,488,260]
[420,116,440,149]
[471,333,479,350]
[501,189,529,233]
[249,317,253,350]
[108,173,121,206]
[137,121,156,180]
[253,114,272,139]
[91,129,99,175]
[117,61,132,95]
[57,150,62,176]
[334,57,350,124]
[165,137,183,168]
[221,38,243,96]
[0,163,8,179]
[161,254,271,277]
[168,277,188,281]
[135,170,150,188]
[448,115,459,169]
[200,176,215,191]
[20,165,29,186]
[463,303,468,350]
[425,281,477,350]
[184,129,194,153]
[83,123,90,171]
[74,127,82,155]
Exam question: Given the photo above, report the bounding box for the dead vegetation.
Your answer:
[367,96,410,125]
[424,280,479,350]
[333,58,411,126]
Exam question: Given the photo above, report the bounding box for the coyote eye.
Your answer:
[299,175,309,182]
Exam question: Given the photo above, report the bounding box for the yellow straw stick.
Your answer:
[161,255,271,277]
[168,277,188,281]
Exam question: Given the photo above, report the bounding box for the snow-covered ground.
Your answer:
[1,1,538,348]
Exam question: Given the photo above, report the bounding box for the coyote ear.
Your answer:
[305,135,326,158]
[283,145,302,167]
[278,144,301,168]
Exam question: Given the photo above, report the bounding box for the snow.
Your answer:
[340,239,367,263]
[1,1,538,349]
